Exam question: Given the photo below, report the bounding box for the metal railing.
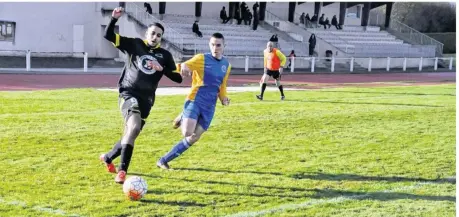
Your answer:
[124,3,184,50]
[1,49,454,73]
[389,19,444,55]
[178,55,455,73]
[0,50,89,72]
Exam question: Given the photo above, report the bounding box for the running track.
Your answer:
[0,72,455,91]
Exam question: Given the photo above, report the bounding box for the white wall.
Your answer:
[0,2,107,57]
[345,17,362,26]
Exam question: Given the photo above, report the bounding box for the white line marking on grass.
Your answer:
[225,178,454,217]
[97,86,308,95]
[0,197,84,217]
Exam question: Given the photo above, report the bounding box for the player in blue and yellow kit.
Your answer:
[156,33,231,170]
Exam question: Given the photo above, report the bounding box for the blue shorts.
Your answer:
[182,100,215,130]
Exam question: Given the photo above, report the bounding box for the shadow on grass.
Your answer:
[317,90,456,97]
[312,188,455,202]
[154,168,455,185]
[290,172,456,184]
[130,172,311,193]
[173,167,283,176]
[130,173,455,202]
[147,188,309,199]
[140,198,206,207]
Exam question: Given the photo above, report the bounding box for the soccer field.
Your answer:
[0,84,455,217]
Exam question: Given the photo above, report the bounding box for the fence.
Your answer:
[424,33,456,54]
[1,50,454,73]
[180,55,455,73]
[389,20,444,55]
[0,50,88,72]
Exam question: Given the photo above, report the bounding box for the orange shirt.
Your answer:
[264,48,287,71]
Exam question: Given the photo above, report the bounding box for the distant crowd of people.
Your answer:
[220,2,260,31]
[299,13,342,30]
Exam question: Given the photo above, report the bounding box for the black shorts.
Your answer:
[118,93,152,121]
[266,70,281,80]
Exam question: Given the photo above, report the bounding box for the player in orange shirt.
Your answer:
[256,41,287,101]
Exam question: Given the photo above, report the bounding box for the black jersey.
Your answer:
[104,18,182,105]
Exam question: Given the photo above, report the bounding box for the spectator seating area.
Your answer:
[160,15,295,56]
[127,2,436,58]
[305,25,436,57]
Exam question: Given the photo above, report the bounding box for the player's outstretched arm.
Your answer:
[103,7,136,53]
[177,54,204,77]
[219,64,231,106]
[163,52,183,83]
[103,7,123,44]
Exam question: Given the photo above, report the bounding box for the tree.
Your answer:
[389,2,455,33]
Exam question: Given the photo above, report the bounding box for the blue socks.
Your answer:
[161,139,191,163]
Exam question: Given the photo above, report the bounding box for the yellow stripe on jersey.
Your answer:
[113,34,120,47]
[218,64,231,99]
[182,54,205,101]
[276,49,287,67]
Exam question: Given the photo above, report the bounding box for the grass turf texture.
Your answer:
[0,84,455,217]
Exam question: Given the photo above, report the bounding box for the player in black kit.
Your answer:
[99,7,183,184]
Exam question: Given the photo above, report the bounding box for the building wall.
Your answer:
[0,2,108,57]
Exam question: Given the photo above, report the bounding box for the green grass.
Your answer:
[0,84,455,217]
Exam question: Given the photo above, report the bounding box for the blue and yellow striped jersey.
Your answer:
[177,53,231,105]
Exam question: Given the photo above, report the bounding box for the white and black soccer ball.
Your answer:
[122,176,148,201]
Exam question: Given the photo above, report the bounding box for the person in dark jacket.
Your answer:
[192,21,203,37]
[287,50,296,69]
[308,34,316,56]
[220,6,229,23]
[252,2,259,30]
[319,14,327,29]
[311,14,318,28]
[324,18,331,29]
[247,11,253,25]
[144,2,152,15]
[331,15,342,29]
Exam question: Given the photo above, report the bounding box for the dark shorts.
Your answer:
[266,70,281,80]
[118,93,152,121]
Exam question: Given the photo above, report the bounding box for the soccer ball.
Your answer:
[122,176,148,201]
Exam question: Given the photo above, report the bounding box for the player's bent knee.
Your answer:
[126,114,142,136]
[186,134,201,145]
[128,124,142,137]
[264,77,270,83]
[182,131,193,138]
[275,79,281,86]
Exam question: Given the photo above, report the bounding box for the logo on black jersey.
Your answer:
[138,55,159,75]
